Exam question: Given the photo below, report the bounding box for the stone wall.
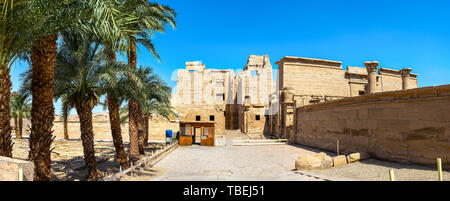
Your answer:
[236,55,274,136]
[174,105,226,136]
[13,113,177,141]
[294,85,450,167]
[271,56,420,140]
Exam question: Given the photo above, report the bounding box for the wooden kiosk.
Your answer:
[179,122,215,146]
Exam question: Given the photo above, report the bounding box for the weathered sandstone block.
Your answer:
[295,155,322,170]
[347,152,369,163]
[295,152,333,170]
[314,152,333,169]
[332,155,348,167]
[0,156,34,181]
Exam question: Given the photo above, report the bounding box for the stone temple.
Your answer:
[171,55,419,140]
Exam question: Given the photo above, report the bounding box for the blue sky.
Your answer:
[10,0,450,114]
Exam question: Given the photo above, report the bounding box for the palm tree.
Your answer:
[10,92,31,139]
[135,67,175,147]
[119,66,176,148]
[121,0,176,159]
[0,0,32,157]
[53,32,102,180]
[26,0,140,181]
[54,31,143,180]
[98,48,144,169]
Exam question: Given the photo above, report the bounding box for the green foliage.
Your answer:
[53,32,103,109]
[0,0,32,71]
[134,66,176,120]
[121,0,177,60]
[54,31,142,112]
[10,91,31,119]
[117,66,176,123]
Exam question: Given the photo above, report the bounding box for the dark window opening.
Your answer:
[196,115,201,121]
[224,111,226,117]
[256,115,260,120]
[359,90,365,95]
[210,115,215,121]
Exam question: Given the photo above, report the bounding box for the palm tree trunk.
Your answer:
[128,100,141,159]
[137,105,145,155]
[127,39,143,159]
[29,34,58,181]
[13,118,19,139]
[62,101,69,140]
[143,115,149,147]
[107,93,130,169]
[18,117,23,139]
[75,103,103,181]
[63,118,68,140]
[106,51,130,169]
[0,69,13,157]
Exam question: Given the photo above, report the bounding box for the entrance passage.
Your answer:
[179,122,215,146]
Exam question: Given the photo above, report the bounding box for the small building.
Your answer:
[179,121,215,146]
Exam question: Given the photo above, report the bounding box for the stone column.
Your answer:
[399,68,412,90]
[364,61,379,94]
[281,88,295,141]
[243,95,250,134]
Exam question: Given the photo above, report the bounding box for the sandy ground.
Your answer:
[12,138,165,181]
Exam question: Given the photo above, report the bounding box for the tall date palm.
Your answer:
[0,0,31,157]
[10,92,31,139]
[54,32,110,180]
[26,0,139,181]
[135,67,174,147]
[122,0,176,159]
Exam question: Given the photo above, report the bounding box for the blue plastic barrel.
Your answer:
[165,129,172,138]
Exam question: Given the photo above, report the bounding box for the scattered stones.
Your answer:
[296,152,370,170]
[314,152,333,169]
[295,155,322,170]
[347,152,369,163]
[332,155,348,167]
[295,152,333,170]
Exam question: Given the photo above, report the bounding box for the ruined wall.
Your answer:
[236,55,274,137]
[282,62,349,97]
[294,85,450,167]
[172,61,233,136]
[379,68,418,92]
[13,113,177,141]
[245,106,269,137]
[271,56,420,140]
[174,105,226,136]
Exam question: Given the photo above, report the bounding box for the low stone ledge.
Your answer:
[0,156,34,181]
